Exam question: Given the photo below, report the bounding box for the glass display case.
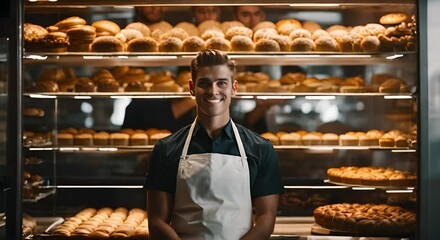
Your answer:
[4,0,438,239]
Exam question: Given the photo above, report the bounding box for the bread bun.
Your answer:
[126,22,150,37]
[66,25,96,42]
[55,16,87,31]
[261,132,279,145]
[276,19,302,35]
[230,36,254,51]
[175,22,198,36]
[205,37,231,51]
[115,29,143,43]
[253,28,278,42]
[159,37,183,52]
[289,28,312,40]
[160,28,189,41]
[302,21,321,34]
[93,132,110,146]
[92,20,121,36]
[236,72,270,84]
[290,37,315,51]
[312,29,330,40]
[75,77,96,92]
[315,36,339,52]
[279,72,306,84]
[43,32,69,52]
[110,133,130,146]
[269,35,291,51]
[326,25,348,33]
[149,21,173,33]
[176,71,191,86]
[124,81,148,92]
[221,21,245,33]
[197,20,221,34]
[364,23,386,36]
[151,81,180,92]
[96,79,120,92]
[338,34,360,52]
[301,133,321,145]
[225,26,253,40]
[255,39,280,52]
[321,133,339,145]
[253,21,276,32]
[127,37,158,52]
[200,29,225,41]
[361,36,380,52]
[24,23,48,51]
[280,132,301,145]
[149,71,175,84]
[90,36,124,52]
[130,133,149,146]
[182,36,205,52]
[380,13,408,25]
[34,80,59,92]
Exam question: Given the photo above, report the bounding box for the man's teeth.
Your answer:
[206,99,221,103]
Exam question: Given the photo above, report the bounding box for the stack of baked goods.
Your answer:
[50,207,149,238]
[23,171,43,199]
[327,166,417,187]
[23,130,52,146]
[378,13,417,51]
[313,203,416,236]
[279,191,329,209]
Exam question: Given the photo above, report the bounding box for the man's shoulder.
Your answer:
[236,123,273,147]
[157,124,191,146]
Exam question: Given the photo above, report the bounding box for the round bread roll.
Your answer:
[269,35,291,51]
[66,25,96,42]
[92,20,121,36]
[175,22,199,36]
[364,23,386,36]
[261,132,279,145]
[276,19,302,35]
[115,29,143,43]
[43,31,69,52]
[329,29,348,43]
[315,36,339,52]
[231,36,254,51]
[151,81,180,92]
[205,37,231,51]
[197,20,221,34]
[160,28,189,41]
[380,13,408,25]
[221,21,245,34]
[75,77,95,92]
[350,26,368,40]
[159,37,183,52]
[55,16,87,31]
[111,66,130,79]
[91,36,124,52]
[126,22,150,37]
[124,81,147,92]
[253,21,277,32]
[312,29,330,40]
[225,26,253,40]
[338,34,360,52]
[176,70,191,86]
[255,39,280,52]
[149,71,175,84]
[279,72,306,84]
[182,36,205,52]
[97,79,120,92]
[236,72,270,83]
[150,29,165,41]
[326,25,348,33]
[37,68,66,82]
[290,37,316,51]
[200,29,224,41]
[302,21,321,34]
[127,37,158,52]
[149,21,173,33]
[361,36,380,52]
[24,23,48,42]
[289,28,312,40]
[253,28,278,42]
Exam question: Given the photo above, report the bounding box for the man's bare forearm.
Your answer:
[149,219,181,240]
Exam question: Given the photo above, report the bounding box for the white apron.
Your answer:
[170,119,252,240]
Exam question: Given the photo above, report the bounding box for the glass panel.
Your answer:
[0,37,8,239]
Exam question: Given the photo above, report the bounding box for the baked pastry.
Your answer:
[261,132,279,145]
[359,135,379,146]
[58,78,78,92]
[150,131,172,145]
[197,20,221,35]
[176,70,191,87]
[110,133,130,146]
[279,132,301,145]
[313,203,416,236]
[24,23,48,52]
[33,80,59,92]
[96,79,120,92]
[201,29,225,41]
[276,19,302,36]
[221,21,245,33]
[149,21,173,33]
[279,72,306,85]
[321,133,339,145]
[57,133,74,145]
[205,37,231,51]
[225,26,253,40]
[75,77,96,92]
[329,29,348,43]
[315,36,340,52]
[379,78,404,93]
[182,36,205,52]
[93,132,110,146]
[92,20,121,36]
[115,29,144,43]
[124,81,147,92]
[339,133,359,146]
[302,21,321,34]
[55,16,87,32]
[159,37,183,52]
[338,34,360,52]
[255,39,280,52]
[74,133,93,146]
[361,36,381,52]
[327,25,348,33]
[160,28,189,41]
[364,23,386,36]
[253,21,276,32]
[125,22,150,37]
[230,36,254,51]
[312,29,330,40]
[253,28,278,42]
[175,22,199,36]
[91,36,124,52]
[151,81,180,92]
[380,13,408,25]
[66,25,96,43]
[270,35,291,51]
[130,133,149,146]
[43,32,69,52]
[289,28,312,40]
[301,133,321,145]
[127,37,158,52]
[23,108,45,117]
[290,37,315,52]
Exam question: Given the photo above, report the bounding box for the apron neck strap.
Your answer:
[181,118,247,159]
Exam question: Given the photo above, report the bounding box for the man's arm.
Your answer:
[147,189,181,240]
[240,194,279,240]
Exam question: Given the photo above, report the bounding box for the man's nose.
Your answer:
[207,83,219,94]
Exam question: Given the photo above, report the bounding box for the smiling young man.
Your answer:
[146,49,284,239]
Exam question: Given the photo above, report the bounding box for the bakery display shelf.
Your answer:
[23,142,53,148]
[57,145,154,152]
[327,180,417,190]
[23,188,56,203]
[23,52,414,66]
[24,0,416,8]
[24,179,45,188]
[274,145,415,151]
[23,92,414,99]
[311,223,412,239]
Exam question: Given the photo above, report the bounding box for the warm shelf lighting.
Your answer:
[386,189,414,193]
[256,96,296,100]
[384,95,412,99]
[289,3,341,7]
[352,187,376,190]
[57,185,143,189]
[29,94,56,99]
[98,148,118,151]
[392,149,416,153]
[74,96,92,99]
[305,96,336,100]
[386,54,404,60]
[284,185,348,189]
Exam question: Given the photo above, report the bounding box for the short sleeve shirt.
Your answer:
[146,120,285,199]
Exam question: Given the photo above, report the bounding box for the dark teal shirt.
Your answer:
[146,120,285,199]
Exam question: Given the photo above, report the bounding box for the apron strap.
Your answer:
[181,119,247,159]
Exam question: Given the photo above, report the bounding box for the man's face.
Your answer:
[235,6,265,29]
[189,65,237,119]
[193,7,220,24]
[139,6,163,23]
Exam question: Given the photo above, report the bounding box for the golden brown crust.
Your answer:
[159,37,183,52]
[92,20,121,36]
[90,36,124,52]
[126,22,151,37]
[55,16,87,31]
[205,37,231,51]
[127,37,158,52]
[182,36,205,52]
[230,36,254,52]
[290,37,315,52]
[380,13,408,25]
[255,39,280,52]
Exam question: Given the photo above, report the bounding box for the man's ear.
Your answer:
[189,79,195,96]
[232,80,238,96]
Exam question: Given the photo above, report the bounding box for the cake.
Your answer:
[260,132,280,145]
[301,133,322,145]
[57,133,74,145]
[321,133,339,145]
[93,132,110,146]
[110,133,130,146]
[130,133,149,146]
[74,133,93,146]
[279,132,301,145]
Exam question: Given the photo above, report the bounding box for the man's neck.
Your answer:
[197,115,230,139]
